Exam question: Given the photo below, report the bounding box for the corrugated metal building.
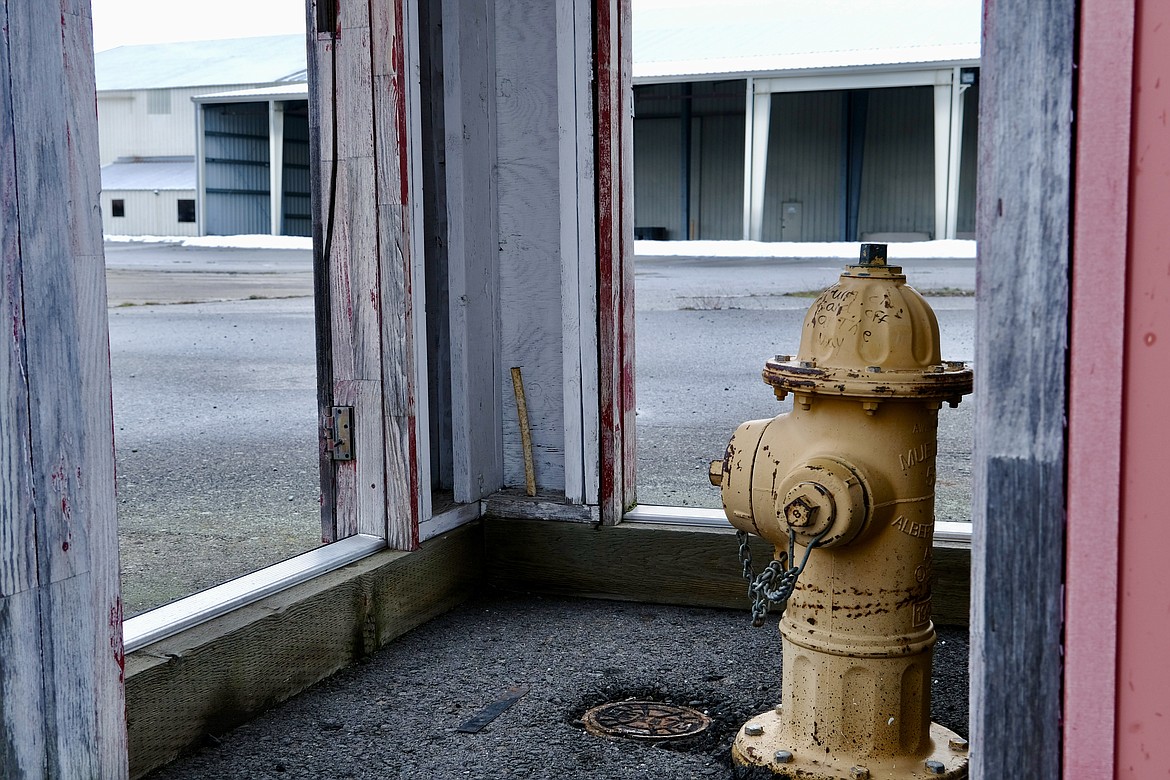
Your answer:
[194,86,312,237]
[632,0,980,241]
[94,35,308,236]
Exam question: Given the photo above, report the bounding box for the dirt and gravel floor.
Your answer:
[145,593,969,780]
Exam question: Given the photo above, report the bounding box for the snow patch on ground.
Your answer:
[634,238,976,259]
[105,234,313,250]
[106,234,975,260]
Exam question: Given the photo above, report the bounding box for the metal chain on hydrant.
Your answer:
[737,527,831,627]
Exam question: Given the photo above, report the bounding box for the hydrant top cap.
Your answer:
[858,243,887,266]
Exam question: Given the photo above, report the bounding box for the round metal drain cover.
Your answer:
[582,700,711,741]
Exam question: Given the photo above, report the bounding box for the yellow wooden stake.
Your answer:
[510,367,537,496]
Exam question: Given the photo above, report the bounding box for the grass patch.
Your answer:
[679,295,736,311]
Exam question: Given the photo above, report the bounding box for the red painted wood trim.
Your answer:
[1115,2,1170,774]
[595,0,632,523]
[617,0,636,511]
[393,0,421,549]
[1065,0,1133,774]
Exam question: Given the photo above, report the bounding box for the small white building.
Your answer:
[99,156,198,237]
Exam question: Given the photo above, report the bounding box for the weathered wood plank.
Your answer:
[496,0,567,492]
[595,0,635,523]
[60,9,126,770]
[124,525,482,779]
[306,0,340,541]
[484,518,970,626]
[370,0,422,547]
[41,575,100,778]
[311,8,381,386]
[443,0,503,505]
[0,0,36,600]
[9,0,90,587]
[556,0,600,505]
[1,1,127,776]
[617,0,636,514]
[971,0,1073,775]
[0,590,47,775]
[331,155,384,382]
[483,488,598,523]
[332,379,387,539]
[335,0,374,163]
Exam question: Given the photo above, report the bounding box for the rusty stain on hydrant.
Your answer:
[710,244,971,779]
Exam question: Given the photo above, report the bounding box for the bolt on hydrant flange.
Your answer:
[713,244,971,779]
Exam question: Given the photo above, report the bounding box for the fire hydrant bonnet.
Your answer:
[764,243,971,405]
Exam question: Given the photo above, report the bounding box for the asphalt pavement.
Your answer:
[145,593,969,780]
[106,243,320,615]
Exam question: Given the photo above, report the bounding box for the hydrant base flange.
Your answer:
[732,708,968,779]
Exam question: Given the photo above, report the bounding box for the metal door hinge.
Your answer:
[324,406,354,461]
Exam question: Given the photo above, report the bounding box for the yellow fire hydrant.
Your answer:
[709,244,971,779]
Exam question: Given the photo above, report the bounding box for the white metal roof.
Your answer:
[193,84,310,104]
[94,3,980,93]
[632,0,981,82]
[95,34,306,92]
[100,157,196,191]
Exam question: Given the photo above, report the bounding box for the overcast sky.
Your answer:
[90,0,306,52]
[87,0,695,53]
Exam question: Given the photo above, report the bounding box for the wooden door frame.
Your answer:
[596,0,636,525]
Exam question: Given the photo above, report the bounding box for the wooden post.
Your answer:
[0,1,128,776]
[596,0,635,524]
[970,0,1074,775]
[307,0,421,548]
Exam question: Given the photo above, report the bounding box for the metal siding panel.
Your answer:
[96,96,137,164]
[281,103,311,236]
[202,102,270,235]
[762,90,844,241]
[633,81,682,119]
[696,112,744,239]
[633,79,745,239]
[857,86,935,237]
[632,117,682,237]
[634,80,744,119]
[956,82,978,235]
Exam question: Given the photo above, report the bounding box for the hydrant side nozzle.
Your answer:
[716,418,775,537]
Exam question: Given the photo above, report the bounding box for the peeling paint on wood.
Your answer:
[596,0,635,523]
